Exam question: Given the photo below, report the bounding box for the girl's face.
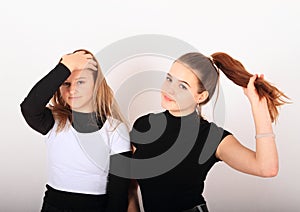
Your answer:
[60,69,95,113]
[161,62,206,116]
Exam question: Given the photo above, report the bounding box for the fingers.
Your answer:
[73,50,94,60]
[250,74,258,83]
[85,59,98,71]
[243,74,263,103]
[75,51,97,70]
[247,74,257,89]
[259,74,264,79]
[60,50,98,72]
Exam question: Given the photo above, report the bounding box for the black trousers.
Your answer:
[41,185,107,212]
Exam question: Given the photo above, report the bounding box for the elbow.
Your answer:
[261,169,278,178]
[260,164,279,178]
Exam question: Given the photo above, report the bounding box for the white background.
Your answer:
[0,0,299,211]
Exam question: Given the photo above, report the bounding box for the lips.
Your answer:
[68,96,81,99]
[162,93,174,102]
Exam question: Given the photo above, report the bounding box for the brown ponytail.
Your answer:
[211,52,289,122]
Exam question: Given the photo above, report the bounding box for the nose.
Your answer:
[162,81,175,95]
[69,83,77,94]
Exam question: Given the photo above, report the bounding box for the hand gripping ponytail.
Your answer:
[211,52,290,122]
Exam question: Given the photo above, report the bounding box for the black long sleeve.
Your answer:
[105,151,132,212]
[21,63,132,210]
[20,63,71,135]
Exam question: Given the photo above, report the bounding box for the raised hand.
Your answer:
[60,50,98,72]
[243,74,266,105]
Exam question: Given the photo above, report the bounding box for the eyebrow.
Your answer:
[167,73,191,87]
[65,77,87,82]
[76,77,87,80]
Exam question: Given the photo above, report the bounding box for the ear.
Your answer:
[196,91,209,104]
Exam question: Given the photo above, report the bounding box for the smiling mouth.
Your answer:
[68,96,81,99]
[162,94,174,102]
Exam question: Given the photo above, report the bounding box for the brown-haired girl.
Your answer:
[130,52,289,212]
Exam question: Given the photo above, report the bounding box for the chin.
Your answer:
[68,104,81,111]
[161,103,167,110]
[161,99,168,110]
[161,101,173,111]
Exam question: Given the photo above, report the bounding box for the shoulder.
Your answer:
[104,117,128,132]
[133,113,152,125]
[105,118,131,154]
[200,118,232,140]
[132,111,165,131]
[45,121,72,143]
[131,113,152,131]
[197,119,232,164]
[104,117,129,141]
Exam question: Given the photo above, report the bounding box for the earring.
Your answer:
[196,104,201,115]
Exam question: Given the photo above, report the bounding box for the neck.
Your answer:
[71,111,104,133]
[168,109,197,117]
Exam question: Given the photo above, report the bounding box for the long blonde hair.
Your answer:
[50,49,126,132]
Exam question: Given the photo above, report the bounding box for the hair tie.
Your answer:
[208,56,219,73]
[255,133,275,139]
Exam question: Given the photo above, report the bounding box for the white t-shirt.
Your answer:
[45,117,131,195]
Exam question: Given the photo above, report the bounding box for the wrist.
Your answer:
[251,98,270,117]
[60,55,74,72]
[250,96,267,107]
[60,62,72,72]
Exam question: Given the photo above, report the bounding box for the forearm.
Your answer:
[105,152,132,212]
[105,179,129,212]
[20,63,71,134]
[251,98,278,177]
[21,63,70,112]
[128,180,140,212]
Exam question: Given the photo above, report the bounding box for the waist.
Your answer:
[44,184,107,209]
[140,187,206,211]
[47,169,108,194]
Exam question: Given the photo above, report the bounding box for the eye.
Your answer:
[77,80,85,85]
[62,82,71,87]
[166,76,172,82]
[179,84,187,90]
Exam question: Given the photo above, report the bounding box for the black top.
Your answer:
[131,110,231,211]
[20,63,130,211]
